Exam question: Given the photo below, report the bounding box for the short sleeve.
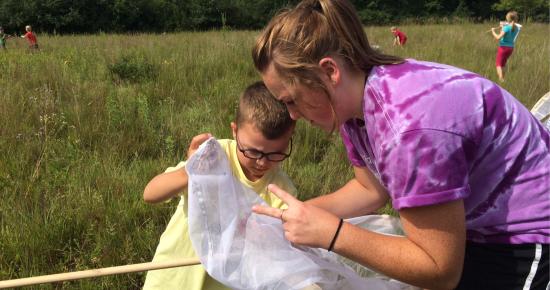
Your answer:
[502,25,512,33]
[340,124,367,167]
[164,161,187,201]
[165,161,186,173]
[379,130,472,210]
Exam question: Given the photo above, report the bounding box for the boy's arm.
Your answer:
[143,132,212,204]
[143,166,189,203]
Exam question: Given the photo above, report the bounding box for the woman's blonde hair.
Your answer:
[252,0,403,89]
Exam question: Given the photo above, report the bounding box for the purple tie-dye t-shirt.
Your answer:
[340,59,549,244]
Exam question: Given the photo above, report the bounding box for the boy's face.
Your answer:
[231,122,293,181]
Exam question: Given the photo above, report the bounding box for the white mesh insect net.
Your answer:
[186,138,417,290]
[531,91,550,130]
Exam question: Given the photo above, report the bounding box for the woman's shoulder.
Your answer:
[367,60,487,135]
[372,59,476,84]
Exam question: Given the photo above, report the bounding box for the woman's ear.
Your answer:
[319,57,341,86]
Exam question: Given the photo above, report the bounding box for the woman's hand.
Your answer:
[252,184,341,249]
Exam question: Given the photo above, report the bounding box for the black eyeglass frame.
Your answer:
[235,134,293,162]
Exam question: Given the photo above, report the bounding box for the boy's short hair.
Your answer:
[236,81,295,139]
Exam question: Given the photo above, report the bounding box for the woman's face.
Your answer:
[262,64,336,132]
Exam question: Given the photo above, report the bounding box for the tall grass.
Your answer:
[0,23,548,289]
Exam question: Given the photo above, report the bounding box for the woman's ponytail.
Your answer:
[253,0,402,82]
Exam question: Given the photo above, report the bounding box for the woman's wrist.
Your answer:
[328,218,345,252]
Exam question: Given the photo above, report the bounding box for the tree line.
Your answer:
[0,0,547,34]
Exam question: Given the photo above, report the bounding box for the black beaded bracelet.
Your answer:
[328,218,344,252]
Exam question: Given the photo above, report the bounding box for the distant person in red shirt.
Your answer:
[21,25,38,50]
[391,26,407,47]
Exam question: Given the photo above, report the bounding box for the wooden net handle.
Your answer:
[0,257,201,289]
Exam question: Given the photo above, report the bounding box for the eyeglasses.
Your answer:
[235,134,292,162]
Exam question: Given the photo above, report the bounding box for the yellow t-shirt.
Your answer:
[143,139,296,290]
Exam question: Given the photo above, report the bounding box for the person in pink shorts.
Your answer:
[492,11,521,82]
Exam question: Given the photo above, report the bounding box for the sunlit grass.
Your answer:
[0,23,548,288]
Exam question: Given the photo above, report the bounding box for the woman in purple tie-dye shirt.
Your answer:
[251,0,549,289]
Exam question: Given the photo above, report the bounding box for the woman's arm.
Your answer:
[255,186,466,289]
[334,200,466,289]
[305,166,389,218]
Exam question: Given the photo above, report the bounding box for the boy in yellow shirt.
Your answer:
[142,81,296,290]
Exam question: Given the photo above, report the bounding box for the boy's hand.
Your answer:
[187,133,212,159]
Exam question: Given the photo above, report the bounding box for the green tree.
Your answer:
[424,0,445,15]
[492,0,549,21]
[467,0,498,20]
[0,0,546,33]
[453,0,473,17]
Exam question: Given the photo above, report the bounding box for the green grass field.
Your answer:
[0,23,548,289]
